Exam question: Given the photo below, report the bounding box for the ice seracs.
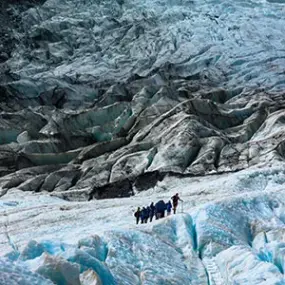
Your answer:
[1,0,285,283]
[1,165,285,284]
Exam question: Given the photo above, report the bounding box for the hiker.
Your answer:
[166,200,172,216]
[145,206,150,223]
[149,202,155,222]
[155,200,166,219]
[171,193,183,214]
[141,207,147,224]
[134,207,141,224]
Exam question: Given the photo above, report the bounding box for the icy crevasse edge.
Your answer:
[1,188,285,285]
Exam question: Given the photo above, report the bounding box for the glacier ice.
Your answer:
[1,165,285,284]
[1,0,285,283]
[0,258,53,285]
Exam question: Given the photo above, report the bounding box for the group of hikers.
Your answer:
[134,193,183,224]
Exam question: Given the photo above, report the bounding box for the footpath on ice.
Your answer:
[1,164,285,284]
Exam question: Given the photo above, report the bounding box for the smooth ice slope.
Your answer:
[1,164,285,284]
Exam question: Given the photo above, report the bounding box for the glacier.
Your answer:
[1,0,285,284]
[5,0,285,93]
[1,165,285,284]
[1,0,285,199]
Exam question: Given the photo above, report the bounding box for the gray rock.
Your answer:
[74,137,128,164]
[90,179,133,200]
[18,174,47,192]
[41,165,81,192]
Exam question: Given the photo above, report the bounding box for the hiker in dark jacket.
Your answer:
[145,206,150,223]
[141,207,147,223]
[149,202,155,222]
[134,207,141,224]
[155,200,166,219]
[171,193,183,214]
[166,200,172,216]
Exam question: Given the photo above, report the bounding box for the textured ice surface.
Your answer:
[9,0,285,92]
[0,258,53,285]
[1,0,285,201]
[1,0,285,283]
[1,164,285,284]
